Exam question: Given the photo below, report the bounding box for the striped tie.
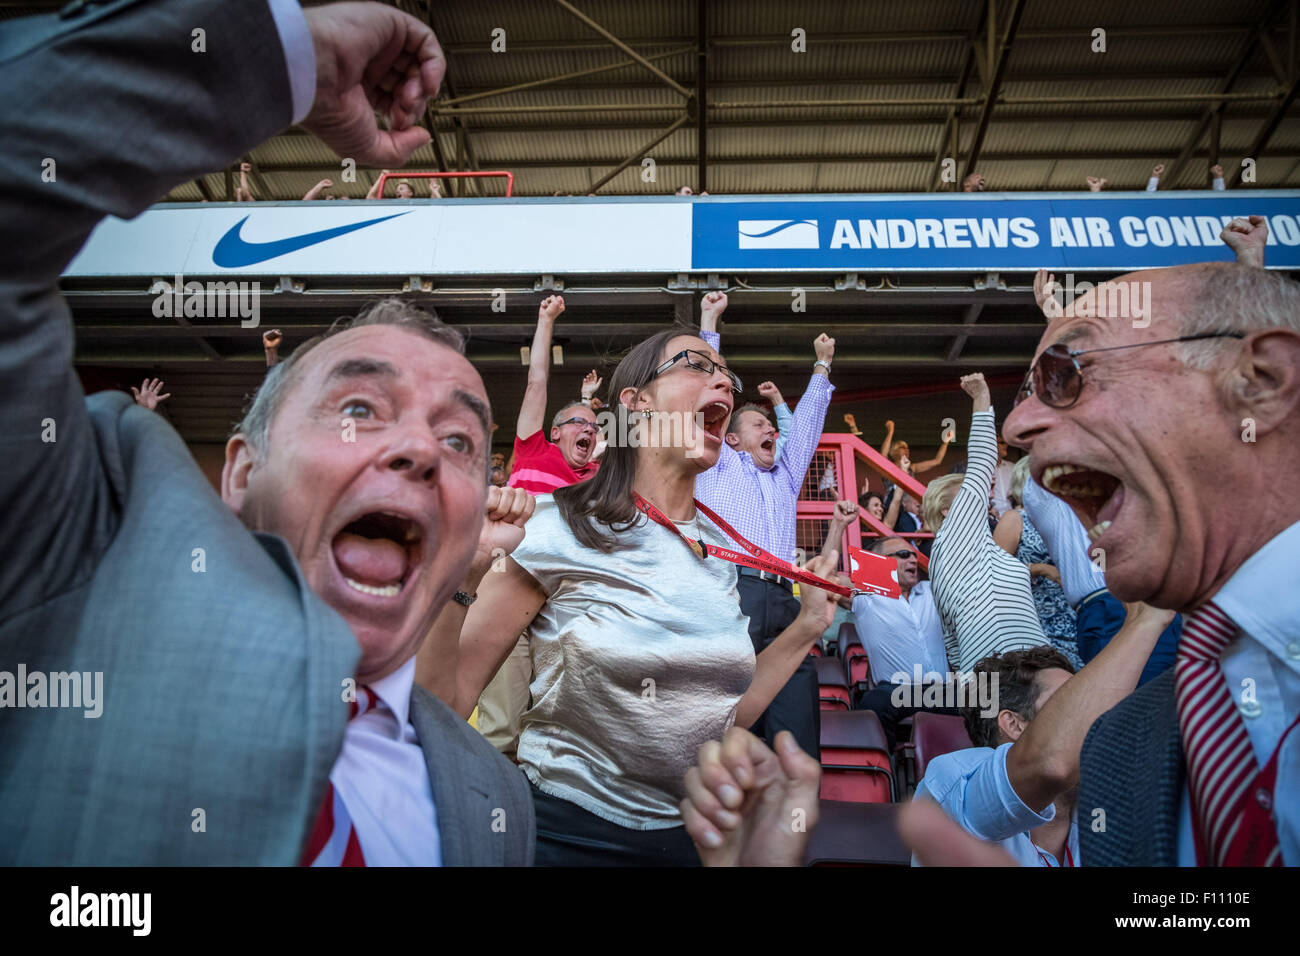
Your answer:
[300,685,380,867]
[1174,602,1281,866]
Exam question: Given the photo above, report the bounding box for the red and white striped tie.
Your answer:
[300,686,380,867]
[1174,602,1281,866]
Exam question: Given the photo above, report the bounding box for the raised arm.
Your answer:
[912,436,951,474]
[236,161,254,202]
[882,487,903,530]
[302,177,333,201]
[938,374,998,547]
[878,419,895,459]
[515,295,565,439]
[1006,603,1175,811]
[262,328,282,368]
[819,501,857,562]
[414,486,542,714]
[1220,216,1268,269]
[699,290,728,338]
[776,334,836,495]
[0,0,445,619]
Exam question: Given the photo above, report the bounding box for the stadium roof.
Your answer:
[9,0,1299,454]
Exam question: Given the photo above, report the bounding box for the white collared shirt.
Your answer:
[851,580,949,685]
[330,657,442,866]
[1175,519,1300,865]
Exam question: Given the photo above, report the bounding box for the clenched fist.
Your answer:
[471,485,535,578]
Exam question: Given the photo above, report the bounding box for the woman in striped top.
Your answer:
[924,373,1049,671]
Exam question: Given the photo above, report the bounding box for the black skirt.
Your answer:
[529,782,702,867]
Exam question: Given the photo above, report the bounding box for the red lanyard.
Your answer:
[1035,841,1075,867]
[633,493,852,597]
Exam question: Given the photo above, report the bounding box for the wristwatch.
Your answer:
[452,590,477,607]
[814,359,832,372]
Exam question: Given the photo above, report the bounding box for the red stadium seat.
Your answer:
[815,656,851,711]
[912,713,973,780]
[803,801,911,866]
[808,642,823,658]
[818,710,894,803]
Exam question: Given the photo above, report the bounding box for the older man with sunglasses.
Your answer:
[1004,260,1300,866]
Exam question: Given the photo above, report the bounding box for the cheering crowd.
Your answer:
[4,0,1297,870]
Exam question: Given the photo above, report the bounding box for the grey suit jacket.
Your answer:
[0,0,532,866]
[1078,670,1184,866]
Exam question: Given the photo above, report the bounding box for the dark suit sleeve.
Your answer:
[0,0,298,619]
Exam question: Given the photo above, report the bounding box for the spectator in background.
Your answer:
[420,327,838,865]
[756,381,793,463]
[881,422,952,482]
[366,171,440,199]
[843,412,863,436]
[507,296,599,494]
[302,177,334,200]
[130,377,170,411]
[262,328,281,368]
[1210,164,1226,190]
[1085,175,1108,192]
[490,451,506,470]
[696,291,837,758]
[478,295,598,760]
[489,466,507,488]
[852,536,957,750]
[991,434,1016,517]
[962,172,985,192]
[994,457,1080,669]
[1146,163,1165,191]
[235,161,254,201]
[924,373,1048,671]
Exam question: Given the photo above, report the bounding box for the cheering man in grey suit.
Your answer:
[0,0,532,865]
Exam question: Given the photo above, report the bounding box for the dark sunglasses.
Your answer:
[653,349,743,394]
[886,549,915,560]
[554,417,599,433]
[1015,332,1245,410]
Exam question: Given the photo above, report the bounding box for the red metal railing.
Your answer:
[799,432,935,572]
[373,170,515,197]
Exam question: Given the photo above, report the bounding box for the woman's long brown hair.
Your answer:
[553,326,697,552]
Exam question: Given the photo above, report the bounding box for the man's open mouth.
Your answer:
[331,511,424,599]
[1040,463,1124,541]
[700,401,731,443]
[760,437,775,452]
[575,434,593,454]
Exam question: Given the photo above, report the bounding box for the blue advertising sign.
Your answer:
[691,192,1300,272]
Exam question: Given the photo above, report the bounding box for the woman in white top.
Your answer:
[924,373,1049,672]
[417,327,837,866]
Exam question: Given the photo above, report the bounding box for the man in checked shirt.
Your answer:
[696,292,836,756]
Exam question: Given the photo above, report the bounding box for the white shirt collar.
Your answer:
[367,656,416,735]
[1214,519,1300,666]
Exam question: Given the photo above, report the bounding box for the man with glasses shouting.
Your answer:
[696,293,837,757]
[1005,259,1300,866]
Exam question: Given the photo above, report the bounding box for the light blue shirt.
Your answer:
[1021,476,1107,608]
[914,743,1080,867]
[1176,519,1300,865]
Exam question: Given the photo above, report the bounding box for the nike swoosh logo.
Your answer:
[212,212,412,267]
